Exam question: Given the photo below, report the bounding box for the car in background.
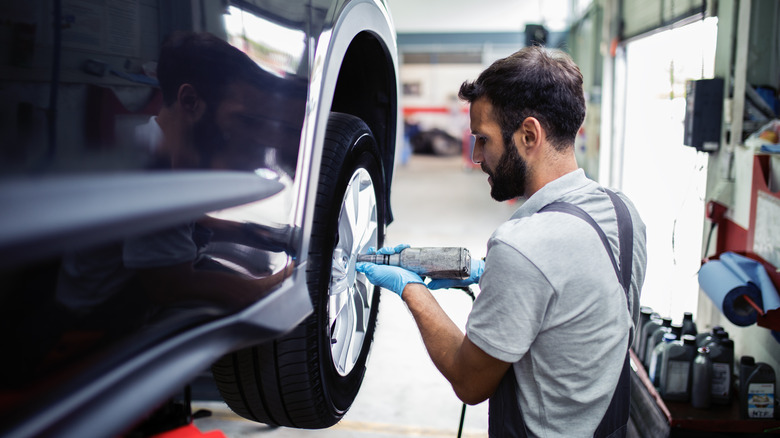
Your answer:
[409,127,463,156]
[0,0,400,436]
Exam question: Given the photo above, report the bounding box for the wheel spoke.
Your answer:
[352,178,378,254]
[353,278,368,334]
[337,200,355,258]
[329,287,356,374]
[329,248,349,297]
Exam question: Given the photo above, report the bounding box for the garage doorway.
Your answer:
[616,18,718,322]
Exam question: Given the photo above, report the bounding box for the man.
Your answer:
[357,46,647,437]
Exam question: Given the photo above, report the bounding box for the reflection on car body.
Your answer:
[0,0,399,436]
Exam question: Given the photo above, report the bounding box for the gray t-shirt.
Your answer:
[466,169,647,438]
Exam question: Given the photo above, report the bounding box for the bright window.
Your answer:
[618,18,718,323]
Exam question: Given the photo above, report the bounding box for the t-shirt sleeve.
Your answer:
[466,238,555,363]
[123,223,197,269]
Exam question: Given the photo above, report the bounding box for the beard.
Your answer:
[482,138,528,202]
[192,109,227,168]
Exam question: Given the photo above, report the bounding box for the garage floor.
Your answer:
[193,153,518,437]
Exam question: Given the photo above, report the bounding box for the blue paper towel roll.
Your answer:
[699,259,764,326]
[699,252,780,328]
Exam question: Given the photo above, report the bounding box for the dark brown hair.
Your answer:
[459,46,586,152]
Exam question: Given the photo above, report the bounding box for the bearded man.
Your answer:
[358,46,648,438]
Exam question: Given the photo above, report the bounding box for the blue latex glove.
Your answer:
[356,262,423,298]
[368,243,410,255]
[427,258,485,290]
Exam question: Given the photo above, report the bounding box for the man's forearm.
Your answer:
[401,282,511,404]
[401,283,470,393]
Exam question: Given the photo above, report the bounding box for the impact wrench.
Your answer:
[356,246,471,279]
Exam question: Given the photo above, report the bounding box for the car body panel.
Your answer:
[0,0,399,436]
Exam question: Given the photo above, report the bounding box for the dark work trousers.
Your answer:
[488,189,634,438]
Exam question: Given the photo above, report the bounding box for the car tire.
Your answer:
[211,112,384,428]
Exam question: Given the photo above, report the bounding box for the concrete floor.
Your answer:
[193,154,519,437]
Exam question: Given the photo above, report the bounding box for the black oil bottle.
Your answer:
[691,346,712,409]
[635,306,654,354]
[645,317,673,367]
[660,334,697,401]
[648,333,677,388]
[695,326,724,348]
[639,313,662,366]
[681,312,697,337]
[707,336,735,405]
[739,356,776,419]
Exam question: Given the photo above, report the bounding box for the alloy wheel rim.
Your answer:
[329,167,377,376]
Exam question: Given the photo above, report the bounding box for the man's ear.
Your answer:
[514,117,544,154]
[521,117,543,146]
[177,84,206,121]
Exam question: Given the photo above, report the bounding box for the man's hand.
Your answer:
[368,243,410,255]
[427,258,484,290]
[355,262,423,298]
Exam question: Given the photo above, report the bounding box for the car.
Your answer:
[409,127,463,156]
[0,0,400,436]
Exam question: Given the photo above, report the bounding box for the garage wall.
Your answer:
[699,0,780,374]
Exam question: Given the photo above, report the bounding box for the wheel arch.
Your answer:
[330,29,399,225]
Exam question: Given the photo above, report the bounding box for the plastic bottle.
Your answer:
[739,356,757,417]
[691,347,712,409]
[739,356,756,388]
[648,333,677,388]
[671,322,683,340]
[695,326,724,348]
[634,306,653,353]
[681,312,697,337]
[644,317,673,367]
[739,356,776,419]
[707,337,735,405]
[660,334,697,401]
[639,313,662,364]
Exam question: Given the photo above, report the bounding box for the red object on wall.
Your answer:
[706,200,727,222]
[402,106,469,116]
[85,85,163,149]
[714,218,749,256]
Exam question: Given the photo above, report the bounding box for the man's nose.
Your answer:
[471,140,483,164]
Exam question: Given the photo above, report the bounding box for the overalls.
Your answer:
[488,190,634,438]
